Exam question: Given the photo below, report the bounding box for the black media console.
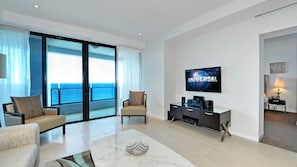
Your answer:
[168,102,231,141]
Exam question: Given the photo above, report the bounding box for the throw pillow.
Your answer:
[11,95,43,119]
[129,91,144,105]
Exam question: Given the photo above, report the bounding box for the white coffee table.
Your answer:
[89,129,196,167]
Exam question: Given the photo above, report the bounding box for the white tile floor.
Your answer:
[40,116,297,167]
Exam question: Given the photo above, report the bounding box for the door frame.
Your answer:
[30,31,117,123]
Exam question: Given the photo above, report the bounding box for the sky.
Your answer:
[47,52,115,84]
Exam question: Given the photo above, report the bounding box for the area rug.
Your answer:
[45,150,95,167]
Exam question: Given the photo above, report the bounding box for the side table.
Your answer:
[268,98,286,113]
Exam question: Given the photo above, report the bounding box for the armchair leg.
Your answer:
[63,125,66,134]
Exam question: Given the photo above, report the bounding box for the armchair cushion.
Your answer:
[11,95,43,120]
[26,115,65,133]
[121,106,146,115]
[129,91,144,105]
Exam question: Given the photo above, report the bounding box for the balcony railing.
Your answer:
[50,83,115,106]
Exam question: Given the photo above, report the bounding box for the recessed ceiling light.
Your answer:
[138,33,142,36]
[33,4,39,8]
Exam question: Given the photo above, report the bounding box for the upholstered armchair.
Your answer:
[0,123,40,167]
[2,95,66,134]
[121,91,147,124]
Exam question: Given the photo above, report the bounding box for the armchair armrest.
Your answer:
[0,123,40,151]
[43,107,60,115]
[123,100,129,107]
[144,94,147,108]
[4,112,25,126]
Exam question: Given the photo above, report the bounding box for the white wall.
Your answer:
[143,4,297,141]
[170,19,261,141]
[164,41,178,119]
[142,39,165,119]
[263,34,297,113]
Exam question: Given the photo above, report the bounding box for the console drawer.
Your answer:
[169,104,182,120]
[182,107,200,119]
[200,112,220,131]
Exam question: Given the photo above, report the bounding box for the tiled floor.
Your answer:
[40,116,297,167]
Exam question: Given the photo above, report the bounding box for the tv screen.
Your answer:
[185,66,221,93]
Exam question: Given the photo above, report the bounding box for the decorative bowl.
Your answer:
[126,141,149,155]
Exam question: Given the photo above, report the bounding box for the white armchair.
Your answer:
[0,123,40,167]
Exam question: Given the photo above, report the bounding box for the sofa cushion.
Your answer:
[0,144,38,167]
[129,91,144,106]
[11,95,43,119]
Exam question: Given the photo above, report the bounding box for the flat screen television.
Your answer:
[185,66,221,93]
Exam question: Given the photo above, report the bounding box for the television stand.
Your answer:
[168,103,231,142]
[220,121,231,142]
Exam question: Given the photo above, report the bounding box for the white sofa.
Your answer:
[0,123,40,167]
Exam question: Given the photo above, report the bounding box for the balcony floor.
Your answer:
[65,107,116,123]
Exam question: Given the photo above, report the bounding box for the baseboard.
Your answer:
[258,133,264,141]
[265,109,296,113]
[147,113,164,120]
[231,130,259,142]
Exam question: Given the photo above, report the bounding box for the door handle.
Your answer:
[205,112,213,116]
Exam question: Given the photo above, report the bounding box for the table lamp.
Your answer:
[0,53,6,78]
[274,78,284,99]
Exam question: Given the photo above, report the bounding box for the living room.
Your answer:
[1,1,297,167]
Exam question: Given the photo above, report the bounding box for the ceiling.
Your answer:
[0,0,297,43]
[0,0,236,41]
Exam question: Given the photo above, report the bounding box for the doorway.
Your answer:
[260,27,297,152]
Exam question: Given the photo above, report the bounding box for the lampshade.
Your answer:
[274,78,285,89]
[0,53,7,78]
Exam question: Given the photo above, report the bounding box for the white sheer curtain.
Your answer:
[117,46,142,114]
[0,25,30,126]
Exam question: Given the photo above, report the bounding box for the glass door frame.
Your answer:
[31,32,117,123]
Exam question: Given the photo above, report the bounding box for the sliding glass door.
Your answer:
[88,44,116,119]
[46,38,83,122]
[29,33,117,123]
